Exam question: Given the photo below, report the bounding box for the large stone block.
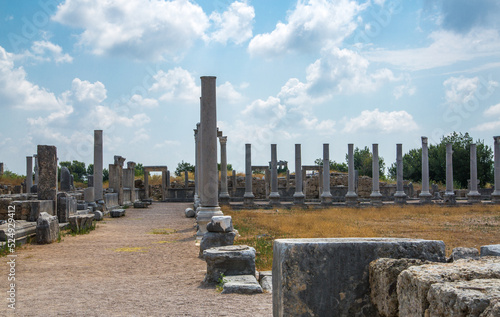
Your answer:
[37,145,58,203]
[397,257,500,317]
[199,231,236,257]
[272,238,446,317]
[68,214,94,232]
[104,193,119,210]
[481,244,500,257]
[206,216,233,233]
[203,245,256,285]
[36,212,59,244]
[221,275,263,294]
[450,246,479,262]
[110,209,125,217]
[83,187,94,203]
[27,200,54,222]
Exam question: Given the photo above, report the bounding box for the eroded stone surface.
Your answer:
[203,245,256,285]
[68,214,94,232]
[221,275,263,294]
[259,271,272,293]
[206,216,233,232]
[481,245,500,257]
[450,247,480,262]
[36,212,59,244]
[199,231,236,257]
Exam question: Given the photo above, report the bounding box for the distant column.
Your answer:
[346,143,358,205]
[269,144,280,206]
[244,144,255,206]
[231,170,237,195]
[93,130,103,202]
[109,156,125,205]
[219,136,230,205]
[0,162,3,177]
[194,125,200,209]
[26,156,33,194]
[166,170,171,189]
[144,171,150,199]
[286,170,290,190]
[320,144,332,205]
[184,171,189,188]
[293,144,305,205]
[33,154,39,185]
[394,144,407,204]
[491,136,500,203]
[127,162,136,202]
[467,144,481,203]
[419,137,432,204]
[444,143,456,205]
[161,170,167,201]
[37,145,58,211]
[370,144,382,206]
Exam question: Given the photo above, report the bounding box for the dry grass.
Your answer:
[223,204,500,271]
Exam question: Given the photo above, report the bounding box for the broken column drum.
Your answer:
[269,144,280,205]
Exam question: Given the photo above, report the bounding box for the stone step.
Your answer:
[221,275,263,294]
[110,209,126,217]
[0,220,36,241]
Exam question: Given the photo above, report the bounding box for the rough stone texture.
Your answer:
[104,193,119,210]
[36,212,59,244]
[27,200,55,222]
[57,193,76,223]
[222,275,263,295]
[61,167,71,191]
[369,258,431,317]
[92,210,103,221]
[83,187,94,203]
[110,209,126,217]
[184,208,195,217]
[0,220,37,241]
[482,301,500,316]
[203,245,256,285]
[450,247,480,262]
[133,201,148,209]
[273,238,445,317]
[259,271,272,293]
[68,214,94,232]
[206,216,233,233]
[427,279,500,316]
[199,231,236,257]
[481,245,500,257]
[397,257,500,317]
[37,145,58,205]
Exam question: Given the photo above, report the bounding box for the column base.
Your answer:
[219,193,230,205]
[419,192,432,204]
[243,193,255,207]
[320,193,332,205]
[345,193,358,206]
[293,193,305,206]
[491,190,500,203]
[443,192,456,205]
[196,206,223,238]
[269,193,281,206]
[467,191,481,204]
[394,192,407,204]
[370,193,383,206]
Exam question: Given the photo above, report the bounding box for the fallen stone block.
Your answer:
[92,210,103,221]
[36,212,59,244]
[397,257,500,317]
[199,231,236,257]
[142,198,153,205]
[206,216,233,233]
[221,275,263,294]
[449,247,479,262]
[184,208,195,217]
[203,245,256,285]
[427,279,500,316]
[68,214,95,232]
[134,201,148,208]
[481,244,500,257]
[0,220,37,241]
[259,271,272,293]
[110,209,125,217]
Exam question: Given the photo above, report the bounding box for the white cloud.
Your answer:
[52,0,209,61]
[242,96,286,119]
[69,78,107,105]
[89,106,150,129]
[154,139,180,148]
[131,128,150,144]
[443,75,498,108]
[248,0,365,57]
[129,94,159,108]
[342,108,418,133]
[217,81,243,103]
[149,67,199,103]
[473,103,500,131]
[301,117,336,135]
[14,41,73,64]
[210,1,255,45]
[484,103,500,117]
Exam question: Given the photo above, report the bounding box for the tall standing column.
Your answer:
[269,144,280,205]
[320,144,332,205]
[194,125,200,209]
[37,145,58,211]
[293,144,305,205]
[244,144,255,206]
[196,76,223,238]
[33,154,39,186]
[346,143,358,205]
[444,143,456,204]
[394,144,407,204]
[219,136,230,205]
[467,144,481,203]
[492,136,500,203]
[26,156,33,194]
[93,130,103,202]
[370,144,382,205]
[419,136,432,204]
[144,171,150,198]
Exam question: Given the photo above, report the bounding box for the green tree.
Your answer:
[175,160,195,176]
[314,158,348,173]
[103,168,109,182]
[87,164,94,176]
[135,163,144,176]
[217,163,233,171]
[345,146,386,178]
[59,160,87,182]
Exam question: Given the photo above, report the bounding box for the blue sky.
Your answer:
[1,0,500,175]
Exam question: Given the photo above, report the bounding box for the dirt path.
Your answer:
[1,203,272,316]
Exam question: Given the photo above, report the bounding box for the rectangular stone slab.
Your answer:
[110,209,125,217]
[221,275,263,294]
[272,238,445,317]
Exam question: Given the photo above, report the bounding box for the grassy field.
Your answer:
[222,204,500,271]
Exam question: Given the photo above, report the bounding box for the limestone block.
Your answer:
[427,279,500,316]
[369,258,431,317]
[83,187,94,203]
[203,245,256,284]
[221,275,263,294]
[199,231,236,257]
[450,247,480,262]
[27,200,54,222]
[273,238,445,317]
[77,202,88,210]
[184,208,195,217]
[68,214,94,232]
[206,216,233,233]
[133,201,148,208]
[481,245,500,257]
[397,257,500,317]
[0,221,37,241]
[259,271,272,293]
[36,212,59,244]
[110,209,125,217]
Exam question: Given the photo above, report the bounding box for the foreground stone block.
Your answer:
[199,231,236,257]
[0,220,37,241]
[110,209,125,217]
[481,244,500,257]
[203,245,256,284]
[222,275,263,294]
[397,257,500,317]
[36,212,59,244]
[427,279,500,316]
[68,214,94,232]
[273,238,445,317]
[450,247,479,262]
[206,216,233,233]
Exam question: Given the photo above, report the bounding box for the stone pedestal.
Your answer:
[419,136,432,204]
[492,136,500,203]
[293,144,305,205]
[93,130,103,201]
[370,143,383,206]
[345,143,358,205]
[219,136,230,205]
[243,143,254,206]
[444,143,456,205]
[320,144,332,205]
[269,144,281,206]
[37,145,58,211]
[394,143,407,204]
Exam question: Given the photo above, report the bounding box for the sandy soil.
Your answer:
[0,203,272,316]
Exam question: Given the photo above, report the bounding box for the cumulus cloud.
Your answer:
[437,0,500,33]
[149,67,199,103]
[129,94,159,108]
[342,109,418,133]
[217,81,243,103]
[248,0,365,58]
[242,96,286,120]
[473,102,500,131]
[210,1,255,45]
[443,75,498,108]
[14,41,73,64]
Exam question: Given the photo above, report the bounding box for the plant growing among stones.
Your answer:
[216,273,227,292]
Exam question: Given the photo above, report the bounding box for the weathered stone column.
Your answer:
[419,136,432,204]
[346,144,358,205]
[33,154,39,185]
[161,170,167,201]
[109,156,125,205]
[166,170,170,189]
[293,144,305,205]
[93,130,103,202]
[269,144,281,206]
[244,144,255,206]
[370,144,382,205]
[444,143,456,205]
[0,162,3,177]
[37,145,58,211]
[219,136,230,205]
[492,136,500,203]
[194,124,200,209]
[467,144,481,203]
[26,156,33,194]
[394,144,407,204]
[320,144,332,205]
[286,170,290,190]
[127,162,136,202]
[184,171,189,188]
[144,171,149,198]
[196,76,223,238]
[231,170,237,195]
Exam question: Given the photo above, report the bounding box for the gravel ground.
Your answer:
[1,203,272,316]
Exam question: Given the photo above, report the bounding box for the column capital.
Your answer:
[494,136,500,143]
[421,136,428,144]
[219,135,227,145]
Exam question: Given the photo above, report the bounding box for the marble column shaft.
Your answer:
[194,125,199,206]
[270,144,279,196]
[294,144,305,204]
[244,144,254,199]
[26,156,33,194]
[321,144,332,202]
[371,144,381,195]
[93,130,103,201]
[420,136,431,195]
[219,136,230,198]
[394,144,406,203]
[144,172,149,198]
[468,143,481,202]
[346,144,357,197]
[492,136,500,201]
[445,143,454,194]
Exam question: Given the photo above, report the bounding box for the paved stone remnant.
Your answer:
[420,137,432,203]
[481,245,500,257]
[203,245,256,285]
[273,238,445,317]
[397,257,500,317]
[26,156,33,194]
[450,247,479,262]
[36,212,59,244]
[468,143,482,203]
[269,144,281,206]
[444,143,456,204]
[221,275,263,295]
[394,144,407,204]
[207,216,233,233]
[61,166,71,191]
[37,145,58,207]
[371,143,383,206]
[320,143,332,205]
[94,130,103,201]
[493,136,500,203]
[185,207,195,218]
[244,144,255,206]
[346,144,358,205]
[293,144,305,205]
[259,271,272,293]
[369,258,432,317]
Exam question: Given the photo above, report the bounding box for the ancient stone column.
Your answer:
[166,170,171,189]
[93,130,103,202]
[109,156,126,205]
[161,170,167,201]
[184,171,189,188]
[244,143,255,206]
[127,162,136,202]
[0,162,3,177]
[293,144,305,205]
[231,170,237,195]
[320,144,332,205]
[33,154,39,185]
[394,144,407,204]
[219,136,230,205]
[197,76,223,238]
[444,143,456,205]
[60,166,71,191]
[346,143,358,205]
[26,156,33,194]
[194,124,200,209]
[467,144,481,203]
[492,136,500,203]
[37,145,58,211]
[370,144,382,205]
[286,170,290,190]
[144,171,149,198]
[419,136,432,204]
[269,144,280,206]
